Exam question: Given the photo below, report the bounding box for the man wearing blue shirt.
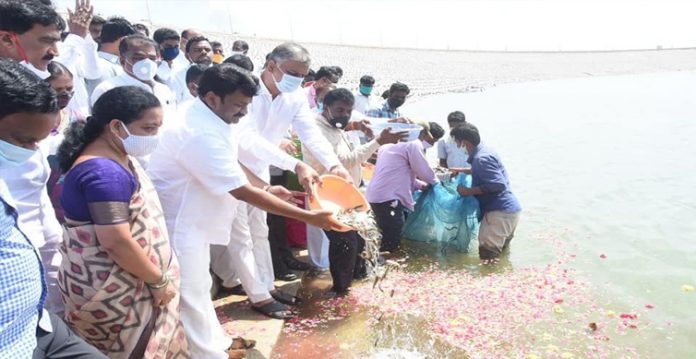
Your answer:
[452,123,522,260]
[0,58,105,358]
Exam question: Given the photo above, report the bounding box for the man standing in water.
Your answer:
[452,123,521,260]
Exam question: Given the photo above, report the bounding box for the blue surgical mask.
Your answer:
[359,85,373,96]
[273,66,303,93]
[0,139,36,166]
[161,47,180,61]
[316,102,324,112]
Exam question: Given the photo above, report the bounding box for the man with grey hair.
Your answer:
[210,42,352,318]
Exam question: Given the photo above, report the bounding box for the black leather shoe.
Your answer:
[275,272,298,281]
[285,259,311,271]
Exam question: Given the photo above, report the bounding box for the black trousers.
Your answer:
[370,200,406,252]
[268,171,298,275]
[326,230,366,293]
[33,312,107,359]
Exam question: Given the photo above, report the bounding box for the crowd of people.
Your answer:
[0,0,521,358]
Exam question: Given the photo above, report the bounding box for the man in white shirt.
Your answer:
[152,27,184,82]
[91,35,175,116]
[437,111,471,169]
[148,64,338,359]
[168,36,213,104]
[85,17,135,95]
[353,74,379,114]
[172,28,203,70]
[210,42,352,314]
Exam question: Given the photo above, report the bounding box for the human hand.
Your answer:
[329,165,353,184]
[449,167,472,176]
[388,117,412,124]
[377,127,408,145]
[305,209,342,231]
[267,185,305,205]
[295,162,321,200]
[150,280,176,307]
[457,185,470,197]
[357,119,374,138]
[279,139,299,156]
[67,0,93,38]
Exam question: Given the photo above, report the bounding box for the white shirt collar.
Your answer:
[190,98,234,132]
[116,73,155,92]
[98,51,120,65]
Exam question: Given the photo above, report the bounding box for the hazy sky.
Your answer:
[55,0,696,51]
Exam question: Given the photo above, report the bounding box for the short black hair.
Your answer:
[46,61,72,81]
[232,40,249,51]
[0,0,65,34]
[90,15,106,26]
[210,41,222,48]
[360,75,375,86]
[332,66,343,78]
[223,54,254,72]
[390,82,410,95]
[450,123,480,146]
[315,66,340,81]
[381,90,390,99]
[447,111,466,124]
[99,17,135,44]
[119,34,157,56]
[0,58,58,119]
[185,64,209,85]
[323,88,354,107]
[57,86,160,172]
[197,63,259,99]
[152,27,180,44]
[133,23,149,37]
[185,36,210,53]
[428,122,445,141]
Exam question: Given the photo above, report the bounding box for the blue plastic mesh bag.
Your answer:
[403,174,480,252]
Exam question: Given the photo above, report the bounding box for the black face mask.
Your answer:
[388,98,405,109]
[327,108,350,129]
[330,115,350,129]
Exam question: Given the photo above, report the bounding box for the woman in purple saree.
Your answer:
[56,86,189,358]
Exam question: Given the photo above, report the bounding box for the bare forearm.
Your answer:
[457,186,484,196]
[104,241,162,284]
[232,185,309,221]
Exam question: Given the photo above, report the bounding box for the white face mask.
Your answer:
[127,58,158,82]
[20,61,50,80]
[421,140,433,150]
[272,65,303,93]
[119,122,160,157]
[0,139,37,166]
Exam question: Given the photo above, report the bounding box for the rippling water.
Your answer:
[274,71,696,358]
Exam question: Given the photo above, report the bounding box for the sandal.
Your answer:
[229,337,256,350]
[271,290,302,306]
[252,300,295,319]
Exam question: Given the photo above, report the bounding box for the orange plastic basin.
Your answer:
[308,175,370,232]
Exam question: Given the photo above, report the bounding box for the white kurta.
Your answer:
[148,98,247,359]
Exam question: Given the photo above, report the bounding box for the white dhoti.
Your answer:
[211,203,275,303]
[177,241,231,359]
[306,224,330,269]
